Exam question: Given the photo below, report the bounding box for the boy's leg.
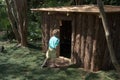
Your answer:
[41,58,48,68]
[49,58,56,67]
[41,49,49,68]
[46,49,49,58]
[44,48,57,68]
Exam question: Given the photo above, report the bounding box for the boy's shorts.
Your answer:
[46,48,56,58]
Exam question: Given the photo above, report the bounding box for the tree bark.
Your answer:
[97,0,120,72]
[5,0,28,46]
[14,0,27,46]
[5,0,21,43]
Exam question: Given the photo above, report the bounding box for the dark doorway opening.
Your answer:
[60,20,72,58]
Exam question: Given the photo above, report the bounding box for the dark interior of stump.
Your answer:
[60,20,72,58]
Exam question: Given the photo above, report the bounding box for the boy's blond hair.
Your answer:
[52,29,60,36]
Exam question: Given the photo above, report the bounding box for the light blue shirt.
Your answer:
[49,36,60,49]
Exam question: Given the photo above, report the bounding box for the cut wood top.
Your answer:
[31,5,120,13]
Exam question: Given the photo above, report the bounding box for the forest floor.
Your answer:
[0,41,120,80]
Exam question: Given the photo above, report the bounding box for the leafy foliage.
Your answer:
[83,0,120,5]
[0,0,10,31]
[42,0,70,7]
[28,21,42,41]
[103,0,120,5]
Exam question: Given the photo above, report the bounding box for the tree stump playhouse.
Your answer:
[31,5,120,71]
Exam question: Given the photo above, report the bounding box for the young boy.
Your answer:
[46,29,60,59]
[41,29,60,68]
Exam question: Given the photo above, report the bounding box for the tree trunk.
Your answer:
[14,0,27,46]
[5,0,27,46]
[97,0,120,72]
[5,0,21,43]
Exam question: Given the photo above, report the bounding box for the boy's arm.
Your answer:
[54,39,60,49]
